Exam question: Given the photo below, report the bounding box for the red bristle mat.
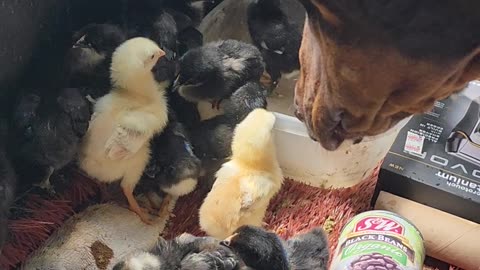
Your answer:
[0,169,106,269]
[163,177,376,260]
[164,171,460,270]
[0,168,460,270]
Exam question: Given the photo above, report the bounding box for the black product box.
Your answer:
[373,81,480,224]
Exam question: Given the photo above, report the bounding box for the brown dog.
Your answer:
[295,0,480,150]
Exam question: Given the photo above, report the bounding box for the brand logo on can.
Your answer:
[355,217,404,234]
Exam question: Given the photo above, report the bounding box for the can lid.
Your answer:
[340,210,425,241]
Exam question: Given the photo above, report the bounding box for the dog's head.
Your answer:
[295,0,480,150]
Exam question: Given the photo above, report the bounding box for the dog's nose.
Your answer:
[321,128,345,151]
[329,108,345,130]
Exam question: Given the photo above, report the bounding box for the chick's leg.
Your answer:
[122,186,153,225]
[146,191,164,210]
[157,194,173,219]
[210,99,224,110]
[35,166,56,194]
[260,70,274,89]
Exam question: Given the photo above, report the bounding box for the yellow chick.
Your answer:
[199,108,283,239]
[78,37,169,224]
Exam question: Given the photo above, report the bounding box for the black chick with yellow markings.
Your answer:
[247,0,302,91]
[66,23,127,100]
[0,118,16,250]
[113,233,240,270]
[11,87,91,193]
[221,225,290,270]
[173,39,264,108]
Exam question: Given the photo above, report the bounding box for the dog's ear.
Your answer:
[458,51,480,83]
[300,0,342,27]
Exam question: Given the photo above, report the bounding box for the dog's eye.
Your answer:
[151,54,155,59]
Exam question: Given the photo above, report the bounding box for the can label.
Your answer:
[331,211,425,270]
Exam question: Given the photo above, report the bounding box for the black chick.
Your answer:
[173,39,264,108]
[163,0,204,27]
[113,234,240,270]
[123,0,179,61]
[11,88,91,193]
[221,225,290,270]
[0,118,16,250]
[177,26,204,57]
[153,56,178,86]
[188,82,267,185]
[137,111,201,215]
[165,7,195,33]
[284,228,329,270]
[66,23,127,99]
[189,115,234,162]
[168,89,201,129]
[221,81,268,123]
[247,0,302,91]
[186,114,234,190]
[150,10,179,61]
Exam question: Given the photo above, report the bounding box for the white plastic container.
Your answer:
[273,113,411,188]
[201,0,411,188]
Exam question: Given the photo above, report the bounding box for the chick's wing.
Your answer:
[104,125,147,160]
[239,175,274,210]
[104,111,159,160]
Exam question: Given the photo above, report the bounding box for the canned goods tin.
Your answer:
[331,210,425,270]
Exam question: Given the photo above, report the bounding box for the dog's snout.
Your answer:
[321,128,345,151]
[294,108,304,121]
[293,100,305,121]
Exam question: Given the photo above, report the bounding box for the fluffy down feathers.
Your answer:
[174,39,264,103]
[79,37,168,182]
[11,87,91,192]
[222,225,289,270]
[247,0,302,87]
[199,109,282,239]
[66,23,127,99]
[221,226,329,270]
[221,81,268,122]
[113,234,240,270]
[78,37,168,223]
[285,228,329,270]
[138,112,201,201]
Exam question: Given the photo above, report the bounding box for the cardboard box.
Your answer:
[373,81,480,269]
[375,192,480,270]
[374,81,480,222]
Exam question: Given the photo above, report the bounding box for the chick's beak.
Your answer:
[220,233,239,247]
[156,49,166,59]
